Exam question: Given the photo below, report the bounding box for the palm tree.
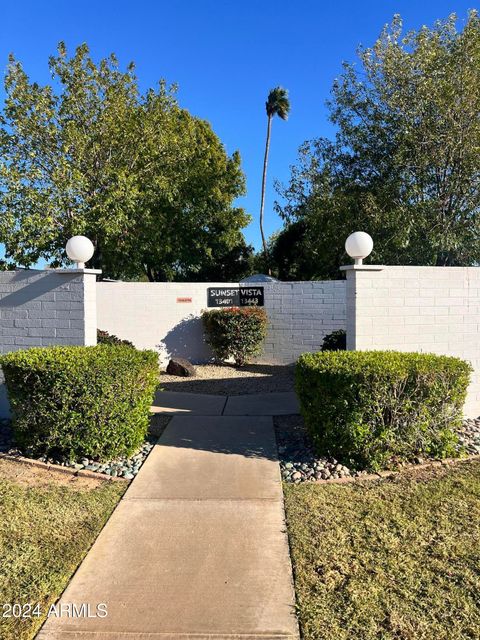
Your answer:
[259,86,290,266]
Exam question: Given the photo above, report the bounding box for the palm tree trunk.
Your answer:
[260,115,272,267]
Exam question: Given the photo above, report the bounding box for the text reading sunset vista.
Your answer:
[207,287,264,307]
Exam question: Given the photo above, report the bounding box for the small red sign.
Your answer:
[176,297,192,303]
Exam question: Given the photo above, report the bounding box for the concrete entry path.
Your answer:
[151,389,226,415]
[224,391,300,416]
[38,406,300,639]
[128,415,280,501]
[151,390,300,417]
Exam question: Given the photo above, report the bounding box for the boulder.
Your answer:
[166,357,196,377]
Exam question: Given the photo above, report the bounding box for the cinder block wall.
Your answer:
[96,280,347,366]
[0,269,97,352]
[0,269,98,417]
[344,265,480,417]
[97,282,238,364]
[261,281,346,362]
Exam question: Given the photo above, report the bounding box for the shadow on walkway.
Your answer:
[156,415,279,461]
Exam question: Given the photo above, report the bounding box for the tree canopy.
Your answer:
[0,43,251,280]
[274,11,480,279]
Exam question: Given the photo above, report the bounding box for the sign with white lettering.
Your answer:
[239,287,264,307]
[207,287,264,307]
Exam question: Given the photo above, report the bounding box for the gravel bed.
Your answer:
[456,418,480,455]
[161,363,294,395]
[275,415,367,482]
[275,414,480,483]
[4,408,479,485]
[0,418,157,480]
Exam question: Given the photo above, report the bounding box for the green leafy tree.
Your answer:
[0,43,249,280]
[184,237,254,282]
[259,87,290,263]
[276,11,480,277]
[270,220,316,280]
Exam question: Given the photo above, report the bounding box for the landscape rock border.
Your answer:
[303,454,480,485]
[276,414,480,484]
[0,418,157,481]
[0,451,126,482]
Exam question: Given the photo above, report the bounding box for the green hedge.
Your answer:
[97,329,134,348]
[295,350,472,469]
[202,307,268,366]
[1,345,159,461]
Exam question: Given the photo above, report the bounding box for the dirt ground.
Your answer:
[0,456,121,490]
[160,363,295,395]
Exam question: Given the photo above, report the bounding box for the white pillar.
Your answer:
[0,267,101,418]
[339,264,384,351]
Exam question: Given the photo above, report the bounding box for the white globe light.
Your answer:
[66,236,94,268]
[345,232,373,265]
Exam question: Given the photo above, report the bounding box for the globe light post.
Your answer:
[345,232,373,265]
[66,236,95,269]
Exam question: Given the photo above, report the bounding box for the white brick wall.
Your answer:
[0,269,95,352]
[96,280,347,366]
[3,265,478,418]
[97,282,238,364]
[344,265,480,417]
[0,268,99,417]
[260,281,346,363]
[83,271,98,346]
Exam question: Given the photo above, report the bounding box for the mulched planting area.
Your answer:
[275,415,367,482]
[275,414,480,483]
[0,416,171,480]
[160,363,295,395]
[284,459,480,640]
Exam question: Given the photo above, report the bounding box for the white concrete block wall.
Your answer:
[96,280,347,366]
[344,265,480,417]
[0,268,99,417]
[259,281,346,363]
[83,271,98,346]
[97,282,239,365]
[0,269,97,352]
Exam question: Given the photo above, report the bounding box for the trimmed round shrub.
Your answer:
[295,350,472,470]
[97,328,134,348]
[1,345,159,461]
[202,307,268,366]
[321,329,346,351]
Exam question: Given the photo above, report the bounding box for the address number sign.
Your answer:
[207,287,264,307]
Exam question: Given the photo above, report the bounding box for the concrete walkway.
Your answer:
[224,391,299,416]
[38,393,300,640]
[151,389,300,416]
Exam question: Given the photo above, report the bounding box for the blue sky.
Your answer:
[0,0,475,254]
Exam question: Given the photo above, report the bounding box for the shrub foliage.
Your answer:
[97,328,134,348]
[321,329,346,351]
[295,350,472,469]
[1,345,159,461]
[202,307,268,366]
